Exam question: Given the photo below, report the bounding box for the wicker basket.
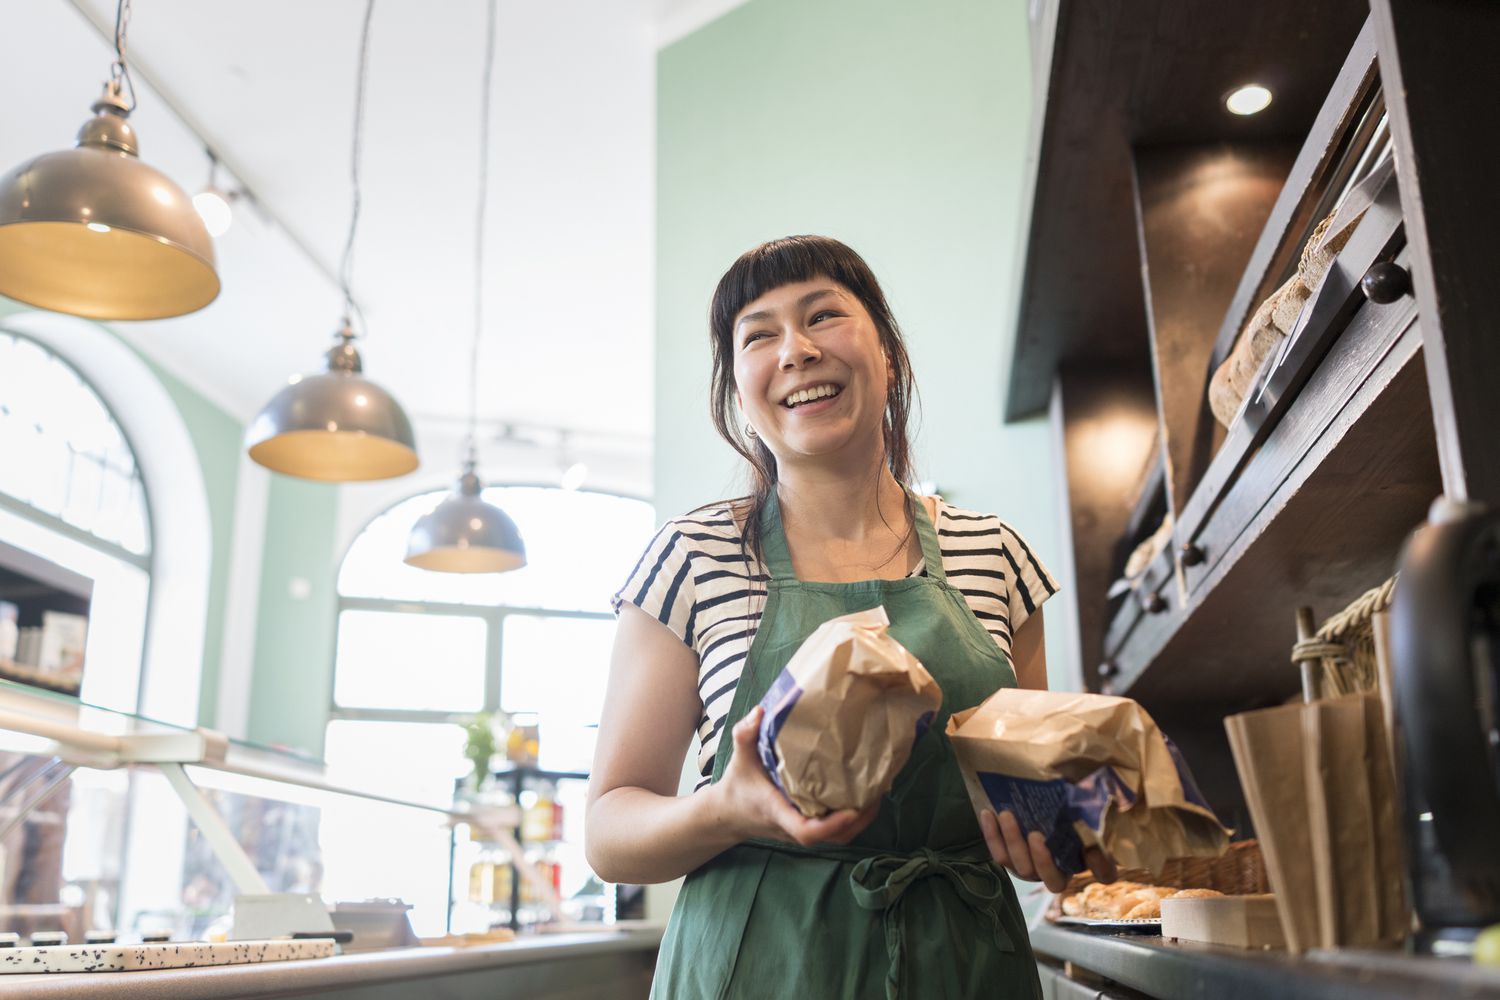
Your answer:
[1047,840,1271,920]
[1061,839,1270,896]
[1290,576,1396,698]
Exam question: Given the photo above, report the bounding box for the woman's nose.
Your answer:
[777,328,820,370]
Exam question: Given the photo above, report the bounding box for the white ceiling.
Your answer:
[0,0,744,470]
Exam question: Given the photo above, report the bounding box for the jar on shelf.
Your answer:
[521,780,558,842]
[506,713,540,767]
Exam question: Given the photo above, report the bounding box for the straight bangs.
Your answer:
[710,237,892,342]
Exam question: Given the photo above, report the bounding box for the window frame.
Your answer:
[328,599,612,726]
[0,325,155,681]
[328,483,647,731]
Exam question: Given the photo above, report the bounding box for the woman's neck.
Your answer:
[774,451,912,560]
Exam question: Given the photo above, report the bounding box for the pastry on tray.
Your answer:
[1056,882,1225,921]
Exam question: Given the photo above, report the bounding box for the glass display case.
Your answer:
[0,677,518,946]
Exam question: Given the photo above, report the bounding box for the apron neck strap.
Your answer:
[759,490,797,580]
[757,487,947,583]
[911,491,946,582]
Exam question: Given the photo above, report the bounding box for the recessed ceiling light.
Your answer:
[1225,84,1273,116]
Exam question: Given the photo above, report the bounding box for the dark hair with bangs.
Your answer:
[708,235,919,562]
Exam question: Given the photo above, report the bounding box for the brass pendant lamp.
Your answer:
[244,0,417,482]
[0,0,219,320]
[404,0,524,574]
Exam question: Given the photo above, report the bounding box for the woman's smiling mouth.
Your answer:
[781,382,844,409]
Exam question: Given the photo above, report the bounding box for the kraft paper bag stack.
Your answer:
[755,607,941,818]
[1225,693,1407,953]
[947,689,1230,875]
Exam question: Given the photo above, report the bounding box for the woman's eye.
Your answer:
[742,331,769,346]
[810,310,838,324]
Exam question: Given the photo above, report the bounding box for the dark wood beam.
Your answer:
[1371,0,1500,506]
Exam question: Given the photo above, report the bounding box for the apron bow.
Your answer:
[849,847,1016,1000]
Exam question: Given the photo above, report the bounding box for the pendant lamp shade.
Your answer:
[245,327,418,482]
[405,463,526,573]
[0,85,219,320]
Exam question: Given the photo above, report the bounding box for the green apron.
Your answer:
[651,491,1042,1000]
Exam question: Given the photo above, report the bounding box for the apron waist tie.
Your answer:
[750,838,1016,1000]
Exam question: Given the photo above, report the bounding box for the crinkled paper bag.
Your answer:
[756,607,942,817]
[947,689,1230,874]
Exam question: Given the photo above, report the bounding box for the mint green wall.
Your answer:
[138,357,242,729]
[657,0,1063,667]
[244,476,340,757]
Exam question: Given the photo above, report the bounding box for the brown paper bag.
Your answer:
[1225,694,1407,953]
[756,607,941,817]
[1225,704,1320,952]
[947,689,1230,875]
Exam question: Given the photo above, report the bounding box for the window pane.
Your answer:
[0,330,151,557]
[333,610,487,712]
[322,721,469,938]
[338,487,654,612]
[500,615,615,772]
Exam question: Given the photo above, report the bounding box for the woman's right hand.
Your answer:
[711,706,880,848]
[979,808,1118,893]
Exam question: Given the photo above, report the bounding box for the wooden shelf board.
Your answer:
[1118,315,1439,712]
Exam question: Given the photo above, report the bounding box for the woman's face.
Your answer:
[732,278,890,470]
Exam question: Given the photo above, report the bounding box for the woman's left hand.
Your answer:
[979,808,1117,893]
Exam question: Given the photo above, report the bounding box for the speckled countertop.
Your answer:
[0,926,664,999]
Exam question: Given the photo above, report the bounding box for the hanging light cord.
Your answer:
[467,0,498,461]
[338,0,377,333]
[109,0,138,110]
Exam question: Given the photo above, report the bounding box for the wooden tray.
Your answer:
[1160,893,1286,950]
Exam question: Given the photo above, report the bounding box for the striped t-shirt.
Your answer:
[612,498,1059,790]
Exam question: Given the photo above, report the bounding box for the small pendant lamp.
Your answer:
[245,323,417,481]
[404,0,524,574]
[244,0,417,482]
[405,453,526,573]
[0,0,219,320]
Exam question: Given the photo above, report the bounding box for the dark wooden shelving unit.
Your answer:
[1008,0,1500,995]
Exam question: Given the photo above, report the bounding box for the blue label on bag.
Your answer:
[756,667,804,797]
[976,765,1136,876]
[977,771,1088,875]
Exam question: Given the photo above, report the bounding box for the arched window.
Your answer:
[322,485,654,934]
[0,327,153,701]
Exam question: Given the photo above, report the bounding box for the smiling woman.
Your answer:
[709,237,919,564]
[587,236,1067,1000]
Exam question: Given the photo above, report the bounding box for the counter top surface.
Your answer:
[1030,922,1500,1000]
[0,925,665,998]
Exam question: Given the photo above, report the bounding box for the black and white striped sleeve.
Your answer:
[611,520,697,648]
[996,520,1059,636]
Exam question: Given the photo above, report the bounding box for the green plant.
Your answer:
[463,713,498,791]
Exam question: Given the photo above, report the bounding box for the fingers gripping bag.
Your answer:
[755,607,942,817]
[947,689,1230,874]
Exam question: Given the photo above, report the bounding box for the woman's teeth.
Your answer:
[783,384,842,408]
